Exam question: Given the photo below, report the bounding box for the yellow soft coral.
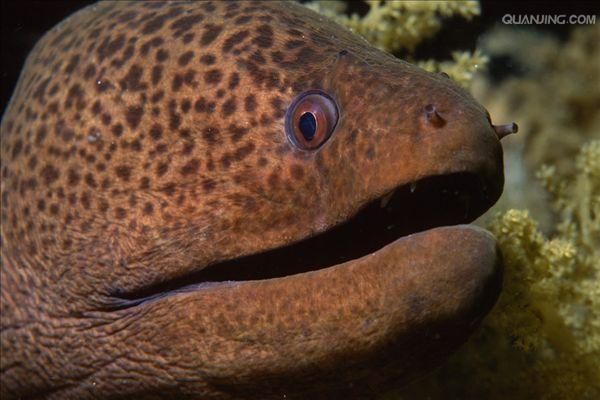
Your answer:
[417,50,488,89]
[306,0,479,52]
[304,1,485,88]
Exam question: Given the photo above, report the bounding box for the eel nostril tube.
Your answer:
[492,122,519,139]
[424,104,446,128]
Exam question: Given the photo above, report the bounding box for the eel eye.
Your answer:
[285,90,339,150]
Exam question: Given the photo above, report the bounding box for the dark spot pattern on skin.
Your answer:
[178,51,194,66]
[65,84,85,110]
[91,101,102,115]
[64,54,80,74]
[155,143,168,154]
[111,123,124,137]
[27,156,38,169]
[172,74,183,92]
[115,165,132,181]
[201,2,216,12]
[96,79,113,93]
[222,30,250,53]
[233,143,255,162]
[149,124,163,140]
[179,128,191,139]
[130,139,142,152]
[140,36,164,56]
[253,24,274,49]
[202,178,216,193]
[202,127,220,145]
[234,15,253,25]
[290,164,304,180]
[199,54,216,65]
[98,199,109,213]
[96,34,125,62]
[249,50,266,65]
[143,202,154,215]
[169,112,181,130]
[101,177,111,189]
[194,97,207,113]
[170,14,204,36]
[118,10,138,23]
[160,182,176,196]
[346,129,359,144]
[156,48,169,62]
[225,2,240,12]
[33,77,50,103]
[140,176,150,190]
[228,72,240,90]
[84,173,97,188]
[183,69,196,86]
[244,94,257,112]
[129,193,138,207]
[141,7,184,35]
[40,165,59,185]
[101,113,112,126]
[54,120,75,142]
[120,64,147,91]
[285,39,305,49]
[125,105,144,129]
[204,69,223,85]
[366,146,376,160]
[180,158,200,176]
[181,99,191,113]
[151,90,165,103]
[151,65,163,86]
[228,124,250,143]
[67,168,80,187]
[258,157,268,167]
[156,162,169,177]
[222,97,237,117]
[115,207,127,219]
[182,32,195,44]
[49,203,60,216]
[10,140,23,160]
[200,24,223,46]
[271,97,285,119]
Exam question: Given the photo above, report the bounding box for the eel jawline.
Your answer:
[113,171,496,304]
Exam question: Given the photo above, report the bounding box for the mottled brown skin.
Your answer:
[1,1,506,399]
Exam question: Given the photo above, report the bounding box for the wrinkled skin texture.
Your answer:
[1,1,506,399]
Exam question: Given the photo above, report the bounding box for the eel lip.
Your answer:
[111,171,501,306]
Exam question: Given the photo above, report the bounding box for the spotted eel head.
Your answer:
[1,1,506,399]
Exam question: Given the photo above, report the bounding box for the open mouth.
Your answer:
[114,171,498,306]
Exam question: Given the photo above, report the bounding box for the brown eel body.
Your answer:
[0,1,515,399]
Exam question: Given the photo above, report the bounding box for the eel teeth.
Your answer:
[380,190,395,208]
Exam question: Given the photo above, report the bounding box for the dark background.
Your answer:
[1,0,598,114]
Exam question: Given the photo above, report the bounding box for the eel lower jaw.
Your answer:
[105,224,503,397]
[112,171,501,306]
[102,172,504,394]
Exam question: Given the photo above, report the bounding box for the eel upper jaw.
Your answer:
[113,169,502,306]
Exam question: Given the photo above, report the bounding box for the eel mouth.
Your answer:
[118,171,499,303]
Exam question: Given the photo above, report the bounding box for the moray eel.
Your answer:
[0,1,517,399]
